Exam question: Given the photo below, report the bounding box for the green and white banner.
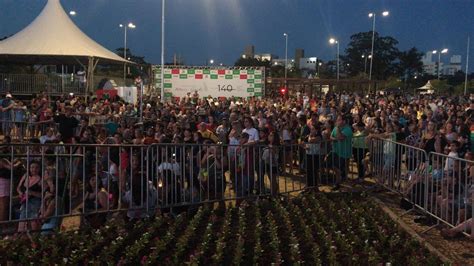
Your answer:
[152,66,264,99]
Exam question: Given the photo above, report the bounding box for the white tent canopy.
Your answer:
[417,80,436,94]
[0,0,126,63]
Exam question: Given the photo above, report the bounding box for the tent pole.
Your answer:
[86,57,94,100]
[61,64,64,94]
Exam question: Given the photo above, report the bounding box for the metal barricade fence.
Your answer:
[368,136,429,196]
[0,142,316,230]
[143,136,367,209]
[145,143,309,208]
[369,137,474,237]
[426,152,473,237]
[0,143,149,230]
[0,136,370,232]
[0,120,57,141]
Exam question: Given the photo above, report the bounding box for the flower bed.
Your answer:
[0,192,443,265]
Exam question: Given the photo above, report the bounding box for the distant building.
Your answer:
[295,49,304,69]
[271,58,294,69]
[242,45,255,59]
[255,53,275,62]
[299,57,317,70]
[444,55,462,75]
[422,52,438,76]
[422,51,461,76]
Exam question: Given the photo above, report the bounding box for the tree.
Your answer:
[234,57,271,67]
[447,70,467,87]
[115,48,148,65]
[342,31,399,80]
[319,60,337,79]
[397,47,424,89]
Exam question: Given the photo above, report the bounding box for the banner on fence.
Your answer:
[152,66,265,100]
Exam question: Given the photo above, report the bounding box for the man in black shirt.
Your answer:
[53,106,79,143]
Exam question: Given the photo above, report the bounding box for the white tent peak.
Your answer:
[0,0,127,63]
[417,80,436,95]
[417,80,436,90]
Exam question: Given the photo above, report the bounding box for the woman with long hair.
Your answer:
[16,161,42,233]
[263,131,280,195]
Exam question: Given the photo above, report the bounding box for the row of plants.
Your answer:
[0,192,443,265]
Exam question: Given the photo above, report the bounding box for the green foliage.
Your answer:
[0,193,444,265]
[343,31,400,80]
[397,47,424,88]
[234,57,271,67]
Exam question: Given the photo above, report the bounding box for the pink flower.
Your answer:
[140,256,148,265]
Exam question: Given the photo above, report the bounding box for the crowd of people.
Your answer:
[0,90,472,237]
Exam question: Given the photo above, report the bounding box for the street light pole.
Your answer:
[465,36,470,95]
[336,41,340,81]
[362,54,370,75]
[122,25,127,86]
[329,38,339,80]
[368,13,376,83]
[161,0,165,103]
[433,48,448,80]
[437,52,441,80]
[284,33,288,86]
[120,23,136,86]
[368,11,389,93]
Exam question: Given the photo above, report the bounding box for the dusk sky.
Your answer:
[1,0,473,71]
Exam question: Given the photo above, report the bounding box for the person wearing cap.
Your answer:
[1,93,14,137]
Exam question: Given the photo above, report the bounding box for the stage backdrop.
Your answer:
[152,66,264,100]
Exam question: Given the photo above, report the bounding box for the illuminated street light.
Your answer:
[119,22,137,84]
[69,10,76,16]
[283,33,288,86]
[329,38,339,80]
[368,10,390,93]
[433,48,448,79]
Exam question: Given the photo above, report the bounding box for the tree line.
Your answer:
[234,31,473,93]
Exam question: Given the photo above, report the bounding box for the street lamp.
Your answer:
[69,10,76,16]
[362,54,372,76]
[329,38,340,80]
[317,62,322,77]
[432,48,448,80]
[209,59,214,65]
[161,0,166,103]
[368,10,389,86]
[283,33,288,86]
[119,22,136,85]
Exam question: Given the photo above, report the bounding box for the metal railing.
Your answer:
[369,137,474,237]
[0,73,84,95]
[0,137,368,231]
[6,136,472,238]
[0,73,134,95]
[0,114,141,142]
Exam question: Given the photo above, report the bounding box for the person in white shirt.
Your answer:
[242,117,259,143]
[40,127,57,144]
[444,141,459,173]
